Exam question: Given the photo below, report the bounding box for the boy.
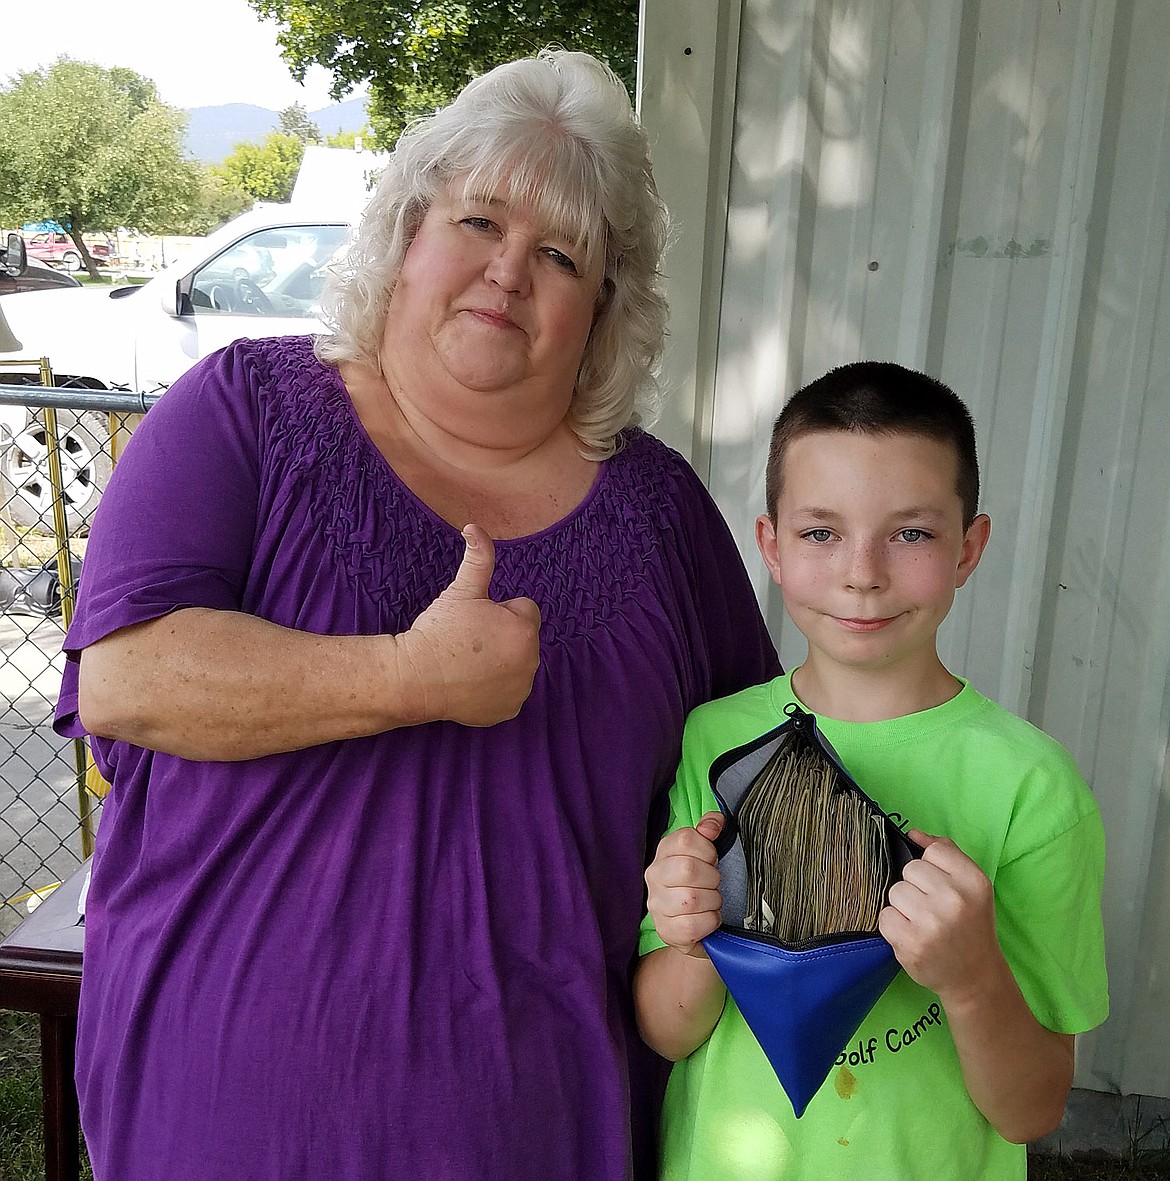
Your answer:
[634,361,1107,1180]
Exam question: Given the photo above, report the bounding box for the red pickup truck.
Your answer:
[23,231,116,272]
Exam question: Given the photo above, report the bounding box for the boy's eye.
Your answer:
[542,247,579,274]
[802,529,834,544]
[898,528,930,543]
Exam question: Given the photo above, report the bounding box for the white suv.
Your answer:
[0,205,354,529]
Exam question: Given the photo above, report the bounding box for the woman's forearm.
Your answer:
[77,609,416,760]
[76,528,542,760]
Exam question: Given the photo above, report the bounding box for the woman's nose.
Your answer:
[485,240,532,295]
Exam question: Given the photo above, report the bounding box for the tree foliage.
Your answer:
[324,128,374,149]
[176,170,254,235]
[248,0,639,145]
[215,132,306,204]
[0,58,201,273]
[278,102,323,143]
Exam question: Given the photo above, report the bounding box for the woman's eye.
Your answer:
[802,529,834,544]
[543,247,579,274]
[898,528,929,543]
[461,216,494,231]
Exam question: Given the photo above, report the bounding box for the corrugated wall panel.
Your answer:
[641,0,1169,1099]
[1028,0,1170,1098]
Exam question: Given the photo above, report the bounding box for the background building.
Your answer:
[639,0,1170,1127]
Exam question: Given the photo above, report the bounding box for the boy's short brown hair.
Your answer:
[765,361,980,527]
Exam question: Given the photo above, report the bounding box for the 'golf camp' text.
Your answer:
[835,1002,944,1067]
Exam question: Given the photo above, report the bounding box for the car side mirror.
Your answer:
[2,232,27,277]
[161,279,193,317]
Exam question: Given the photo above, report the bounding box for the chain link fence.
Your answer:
[1,370,158,935]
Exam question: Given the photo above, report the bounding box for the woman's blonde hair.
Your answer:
[314,49,670,457]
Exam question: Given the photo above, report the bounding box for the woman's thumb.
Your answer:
[445,524,495,600]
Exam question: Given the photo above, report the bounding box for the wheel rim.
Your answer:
[5,422,101,519]
[63,252,82,272]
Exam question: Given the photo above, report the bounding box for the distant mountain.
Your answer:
[184,96,370,164]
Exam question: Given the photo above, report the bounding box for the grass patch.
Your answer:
[0,1011,92,1180]
[77,273,149,286]
[1029,1153,1170,1179]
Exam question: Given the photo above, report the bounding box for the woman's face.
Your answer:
[382,183,604,414]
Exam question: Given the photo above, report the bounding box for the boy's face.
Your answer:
[756,429,991,685]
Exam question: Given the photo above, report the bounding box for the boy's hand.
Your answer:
[645,811,726,958]
[878,830,1001,1002]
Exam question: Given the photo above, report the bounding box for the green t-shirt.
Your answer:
[639,673,1108,1181]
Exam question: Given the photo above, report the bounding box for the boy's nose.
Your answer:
[844,542,886,591]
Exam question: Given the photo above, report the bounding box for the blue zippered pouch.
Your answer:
[702,704,920,1116]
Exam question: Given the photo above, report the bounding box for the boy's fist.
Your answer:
[879,830,1001,1000]
[645,811,726,958]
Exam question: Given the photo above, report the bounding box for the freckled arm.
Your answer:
[77,527,541,761]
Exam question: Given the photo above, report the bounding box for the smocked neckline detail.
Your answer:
[240,336,684,646]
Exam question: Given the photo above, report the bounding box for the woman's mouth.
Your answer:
[466,307,519,331]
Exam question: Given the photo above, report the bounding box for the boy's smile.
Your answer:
[756,429,991,717]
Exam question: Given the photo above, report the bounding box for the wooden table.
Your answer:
[0,861,87,1181]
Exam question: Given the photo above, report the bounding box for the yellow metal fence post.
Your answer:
[39,358,96,859]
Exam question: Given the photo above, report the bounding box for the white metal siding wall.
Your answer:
[641,0,1169,1099]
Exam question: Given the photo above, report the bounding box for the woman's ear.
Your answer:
[955,513,992,587]
[755,513,783,587]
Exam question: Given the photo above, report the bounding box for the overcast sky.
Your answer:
[2,0,361,111]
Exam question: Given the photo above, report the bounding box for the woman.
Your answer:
[56,50,779,1180]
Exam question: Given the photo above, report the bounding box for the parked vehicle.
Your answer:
[23,230,116,272]
[0,204,356,530]
[1,231,80,295]
[0,556,82,616]
[1,259,83,295]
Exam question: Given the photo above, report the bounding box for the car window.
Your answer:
[188,224,350,318]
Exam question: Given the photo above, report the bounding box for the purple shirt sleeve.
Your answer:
[54,343,262,739]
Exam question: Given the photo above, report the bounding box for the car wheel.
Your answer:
[1,410,112,534]
[62,251,82,272]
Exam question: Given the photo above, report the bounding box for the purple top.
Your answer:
[55,335,779,1180]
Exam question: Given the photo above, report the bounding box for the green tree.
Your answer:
[325,128,374,149]
[248,0,638,145]
[175,168,254,235]
[215,131,305,204]
[0,58,201,276]
[278,102,322,143]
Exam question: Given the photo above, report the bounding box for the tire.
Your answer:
[1,410,112,534]
[62,251,82,273]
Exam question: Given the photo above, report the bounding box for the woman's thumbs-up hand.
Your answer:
[400,523,541,726]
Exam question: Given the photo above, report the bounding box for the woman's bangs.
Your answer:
[456,132,605,265]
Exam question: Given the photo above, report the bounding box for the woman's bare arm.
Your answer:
[77,526,541,761]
